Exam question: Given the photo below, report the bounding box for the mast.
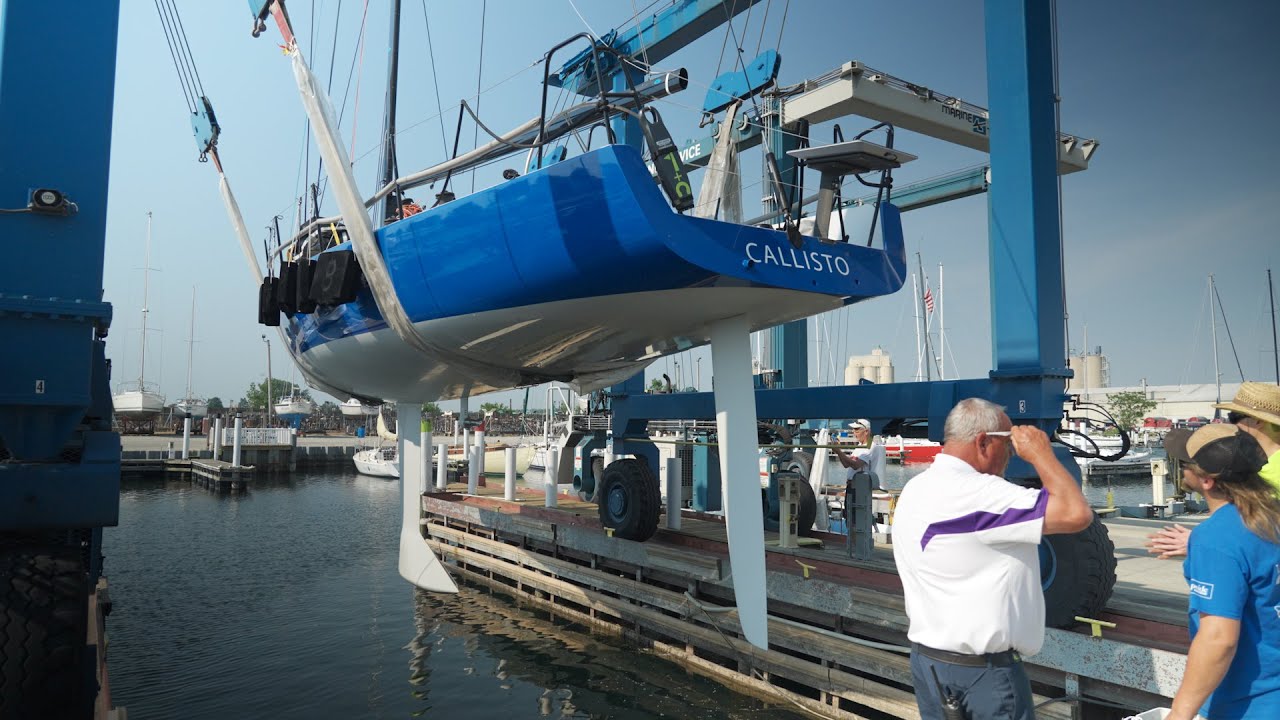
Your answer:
[185,286,196,400]
[916,252,933,381]
[1209,274,1221,407]
[937,262,945,380]
[911,271,923,381]
[139,212,152,389]
[1269,267,1279,383]
[378,0,403,225]
[1081,324,1088,400]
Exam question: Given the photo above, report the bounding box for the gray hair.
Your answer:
[943,398,1008,444]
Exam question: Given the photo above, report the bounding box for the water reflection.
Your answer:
[407,583,806,719]
[108,469,808,719]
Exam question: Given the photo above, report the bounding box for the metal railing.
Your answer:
[220,427,293,447]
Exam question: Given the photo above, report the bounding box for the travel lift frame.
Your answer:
[569,0,1113,649]
[0,2,122,717]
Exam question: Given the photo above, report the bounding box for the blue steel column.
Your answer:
[984,0,1067,384]
[0,1,121,528]
[983,0,1077,483]
[765,98,808,389]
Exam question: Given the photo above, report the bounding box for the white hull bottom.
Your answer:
[296,287,844,402]
[113,390,166,418]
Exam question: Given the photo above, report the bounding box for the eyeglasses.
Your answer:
[985,431,1012,437]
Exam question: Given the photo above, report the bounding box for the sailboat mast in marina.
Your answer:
[175,287,207,419]
[111,213,165,424]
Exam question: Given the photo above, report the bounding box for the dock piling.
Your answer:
[182,418,191,459]
[545,447,560,507]
[504,447,516,501]
[435,444,447,490]
[665,457,682,529]
[231,416,243,467]
[467,446,479,494]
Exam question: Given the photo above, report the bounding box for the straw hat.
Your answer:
[1214,382,1280,426]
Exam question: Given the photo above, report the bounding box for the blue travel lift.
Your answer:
[0,2,123,716]
[576,0,1117,630]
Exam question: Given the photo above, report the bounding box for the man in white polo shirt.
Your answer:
[892,398,1094,720]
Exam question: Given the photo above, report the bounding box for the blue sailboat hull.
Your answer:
[287,144,906,402]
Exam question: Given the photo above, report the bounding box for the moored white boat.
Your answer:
[353,445,399,478]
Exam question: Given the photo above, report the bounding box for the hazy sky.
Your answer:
[101,0,1280,409]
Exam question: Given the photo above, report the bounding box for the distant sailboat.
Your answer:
[174,287,207,419]
[340,397,379,418]
[273,394,315,428]
[112,212,166,421]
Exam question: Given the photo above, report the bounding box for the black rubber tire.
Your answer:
[597,458,661,541]
[785,450,814,482]
[1041,514,1118,628]
[0,546,90,719]
[763,471,818,536]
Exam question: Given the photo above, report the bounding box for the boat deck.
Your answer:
[420,481,1190,718]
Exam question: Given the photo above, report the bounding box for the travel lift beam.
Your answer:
[0,1,122,716]
[600,0,1106,652]
[677,60,1097,176]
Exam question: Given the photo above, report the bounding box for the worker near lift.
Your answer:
[892,398,1093,720]
[1163,424,1280,720]
[835,418,887,490]
[1147,382,1280,559]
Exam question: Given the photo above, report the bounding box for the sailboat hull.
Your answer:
[174,399,207,419]
[285,144,906,402]
[112,390,165,418]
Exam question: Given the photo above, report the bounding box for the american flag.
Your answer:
[923,286,935,314]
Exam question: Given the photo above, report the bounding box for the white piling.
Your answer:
[167,441,174,460]
[467,445,480,494]
[231,416,243,467]
[1151,458,1168,508]
[504,446,517,501]
[665,457,682,530]
[434,444,447,490]
[182,418,191,459]
[545,447,560,507]
[463,427,470,456]
[420,427,432,495]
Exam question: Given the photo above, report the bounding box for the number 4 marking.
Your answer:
[35,380,45,394]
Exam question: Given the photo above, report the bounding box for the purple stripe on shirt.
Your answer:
[919,489,1048,550]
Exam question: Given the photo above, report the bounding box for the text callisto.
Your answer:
[745,242,851,276]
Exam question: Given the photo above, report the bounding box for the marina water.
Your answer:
[106,471,808,719]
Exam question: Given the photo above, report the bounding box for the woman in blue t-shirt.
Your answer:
[1165,424,1280,720]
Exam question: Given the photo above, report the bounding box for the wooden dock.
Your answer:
[419,482,1190,719]
[119,457,252,492]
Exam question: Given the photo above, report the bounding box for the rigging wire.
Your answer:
[153,0,199,113]
[1212,281,1247,381]
[753,0,772,59]
[1179,284,1211,386]
[472,0,488,193]
[420,0,451,158]
[773,0,790,52]
[348,0,372,161]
